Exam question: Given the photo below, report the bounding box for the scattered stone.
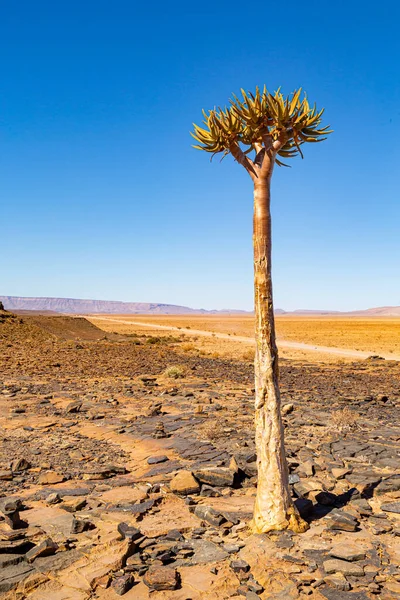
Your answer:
[26,538,58,563]
[147,402,162,417]
[45,493,61,505]
[143,566,178,591]
[193,467,234,487]
[245,593,261,600]
[10,458,31,472]
[0,469,13,481]
[153,421,169,438]
[380,501,400,514]
[324,573,351,591]
[147,455,169,465]
[169,470,200,495]
[0,554,25,569]
[95,574,111,589]
[223,543,241,554]
[111,574,134,595]
[0,563,34,594]
[0,499,26,530]
[117,522,143,541]
[331,467,352,479]
[0,537,31,554]
[316,491,337,505]
[70,518,94,534]
[65,401,82,413]
[319,588,370,599]
[200,484,222,497]
[350,498,372,514]
[194,505,226,527]
[329,544,366,562]
[289,473,300,484]
[323,558,364,577]
[38,471,64,485]
[230,559,250,573]
[374,474,400,495]
[325,510,359,531]
[282,403,294,415]
[61,497,87,512]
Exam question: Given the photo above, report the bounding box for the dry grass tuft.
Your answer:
[181,342,196,353]
[242,349,254,361]
[164,365,185,379]
[330,407,359,431]
[198,417,226,441]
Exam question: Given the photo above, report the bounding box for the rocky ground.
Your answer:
[0,311,399,599]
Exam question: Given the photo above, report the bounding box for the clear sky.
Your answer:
[1,1,399,311]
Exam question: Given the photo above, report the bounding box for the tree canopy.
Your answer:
[191,86,332,170]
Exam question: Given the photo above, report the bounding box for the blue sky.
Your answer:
[1,1,399,311]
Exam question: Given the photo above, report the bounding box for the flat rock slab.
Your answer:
[0,538,32,554]
[38,487,92,499]
[169,470,200,495]
[374,474,400,495]
[323,558,364,577]
[324,510,359,532]
[99,486,148,504]
[193,467,234,487]
[186,539,229,564]
[329,544,367,562]
[23,507,74,538]
[0,553,25,568]
[143,566,178,591]
[380,501,400,514]
[0,563,34,594]
[319,590,370,600]
[104,499,155,514]
[33,548,83,573]
[143,460,182,478]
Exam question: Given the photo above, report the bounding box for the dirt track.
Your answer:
[87,316,400,361]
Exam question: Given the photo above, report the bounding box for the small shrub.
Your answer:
[164,365,185,379]
[146,336,161,344]
[199,417,226,441]
[181,342,196,352]
[242,349,254,361]
[330,407,358,431]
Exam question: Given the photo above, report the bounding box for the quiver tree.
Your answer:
[191,87,331,533]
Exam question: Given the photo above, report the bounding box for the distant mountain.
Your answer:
[1,296,399,316]
[0,296,249,315]
[280,307,400,316]
[349,306,400,316]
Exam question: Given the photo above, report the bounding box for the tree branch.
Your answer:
[272,130,290,152]
[229,142,258,180]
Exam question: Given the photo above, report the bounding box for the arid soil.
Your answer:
[88,315,400,358]
[86,314,400,363]
[0,310,399,599]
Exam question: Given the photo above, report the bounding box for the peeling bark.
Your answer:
[250,174,308,534]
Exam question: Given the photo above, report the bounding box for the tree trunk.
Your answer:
[250,176,308,534]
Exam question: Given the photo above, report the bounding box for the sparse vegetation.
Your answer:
[330,407,359,431]
[199,416,226,441]
[164,365,185,379]
[181,342,196,352]
[242,349,255,361]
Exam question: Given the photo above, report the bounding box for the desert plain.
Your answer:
[0,309,399,599]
